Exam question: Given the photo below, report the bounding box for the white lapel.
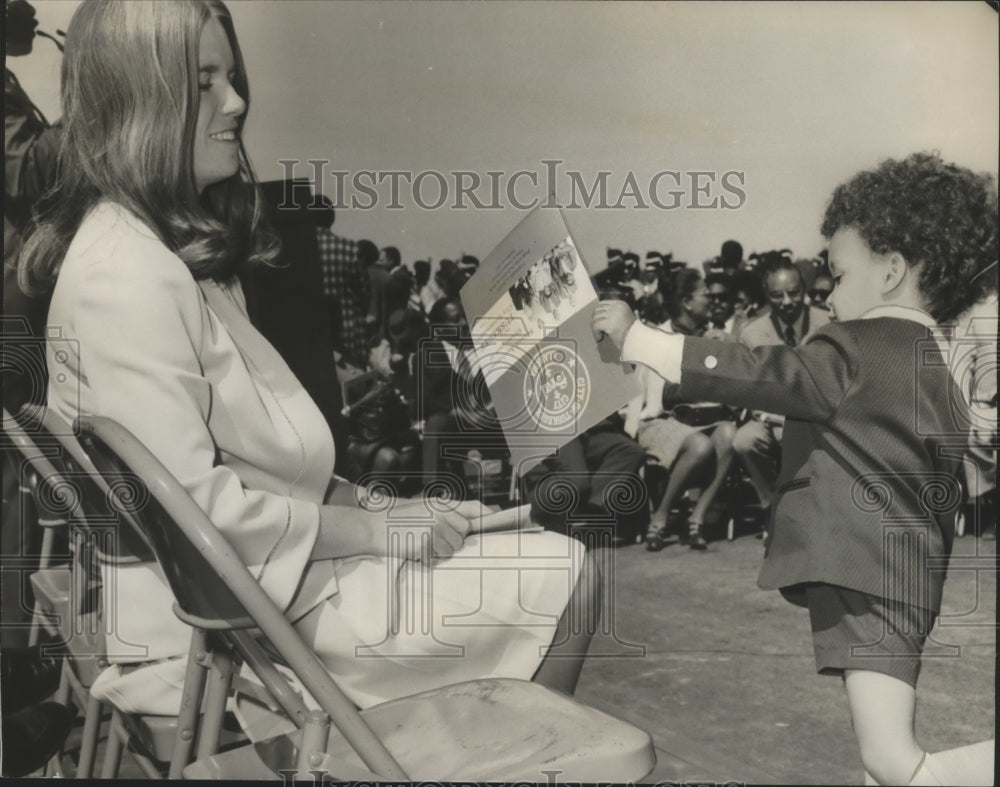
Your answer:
[197,279,300,394]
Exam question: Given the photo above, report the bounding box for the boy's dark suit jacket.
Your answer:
[678,317,969,614]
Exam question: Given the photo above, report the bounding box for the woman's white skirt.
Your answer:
[90,531,584,723]
[296,530,585,708]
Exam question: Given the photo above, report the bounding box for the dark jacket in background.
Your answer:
[244,180,348,475]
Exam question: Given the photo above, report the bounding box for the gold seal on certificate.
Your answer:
[524,344,591,432]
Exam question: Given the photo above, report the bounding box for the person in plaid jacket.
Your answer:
[315,207,370,368]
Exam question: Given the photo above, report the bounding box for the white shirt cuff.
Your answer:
[621,321,685,383]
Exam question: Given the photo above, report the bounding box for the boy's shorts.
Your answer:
[804,583,936,688]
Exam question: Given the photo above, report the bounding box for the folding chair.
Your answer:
[74,414,656,781]
[2,407,108,777]
[1,408,71,645]
[12,406,240,779]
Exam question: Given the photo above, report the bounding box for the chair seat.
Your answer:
[185,678,655,781]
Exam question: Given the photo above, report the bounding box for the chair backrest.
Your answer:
[12,405,155,566]
[74,415,408,779]
[72,418,254,629]
[3,406,80,523]
[4,406,111,628]
[2,407,80,588]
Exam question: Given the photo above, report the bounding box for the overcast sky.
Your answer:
[13,0,999,270]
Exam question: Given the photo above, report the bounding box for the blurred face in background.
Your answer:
[707,282,735,325]
[438,301,470,344]
[684,278,711,327]
[809,274,834,309]
[734,289,752,316]
[765,267,805,325]
[5,0,38,56]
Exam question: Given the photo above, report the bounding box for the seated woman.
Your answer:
[622,269,737,551]
[19,0,598,717]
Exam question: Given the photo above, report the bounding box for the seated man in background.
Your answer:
[370,307,428,417]
[703,272,739,338]
[418,297,503,480]
[733,259,830,521]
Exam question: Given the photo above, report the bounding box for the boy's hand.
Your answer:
[592,300,636,351]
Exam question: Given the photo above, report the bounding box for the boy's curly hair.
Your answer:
[821,152,998,323]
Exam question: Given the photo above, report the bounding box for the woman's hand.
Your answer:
[317,480,489,563]
[365,496,484,563]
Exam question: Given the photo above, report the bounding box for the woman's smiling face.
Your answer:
[192,15,246,194]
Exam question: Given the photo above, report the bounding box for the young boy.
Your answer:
[593,152,997,786]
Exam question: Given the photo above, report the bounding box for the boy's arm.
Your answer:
[621,321,685,381]
[621,321,857,423]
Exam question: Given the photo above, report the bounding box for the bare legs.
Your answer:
[647,421,737,549]
[842,671,994,785]
[732,420,778,508]
[648,432,713,535]
[844,670,925,786]
[689,421,737,524]
[532,547,602,695]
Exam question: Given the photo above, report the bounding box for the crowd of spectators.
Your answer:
[318,223,981,550]
[314,219,995,548]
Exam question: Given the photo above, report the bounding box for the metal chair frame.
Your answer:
[73,415,409,779]
[8,406,238,779]
[73,414,655,781]
[2,407,105,777]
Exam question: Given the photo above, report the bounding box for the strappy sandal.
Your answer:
[644,522,668,552]
[685,520,708,550]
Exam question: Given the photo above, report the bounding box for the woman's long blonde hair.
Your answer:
[17,0,278,295]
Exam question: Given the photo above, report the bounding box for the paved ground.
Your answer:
[574,527,997,784]
[54,527,994,783]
